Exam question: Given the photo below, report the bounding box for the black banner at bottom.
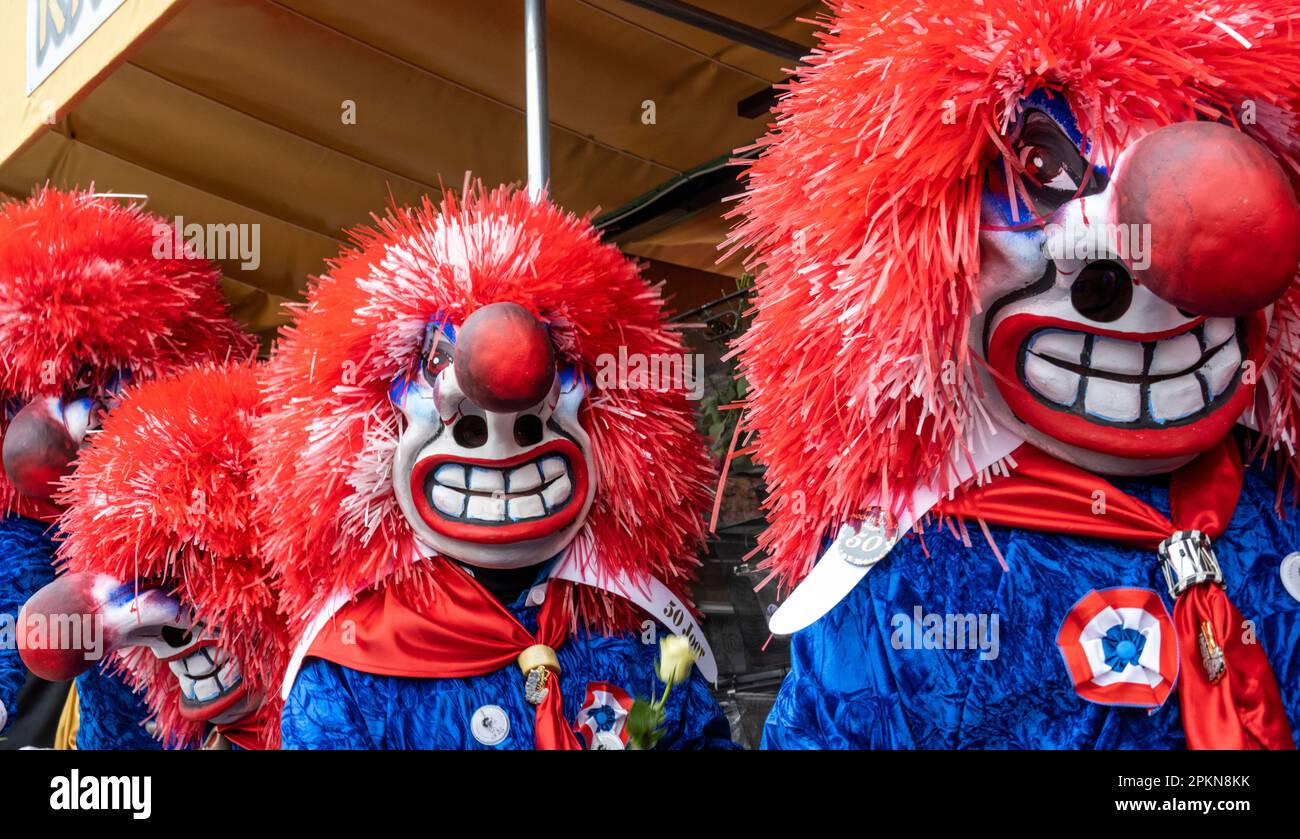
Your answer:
[0,748,1290,825]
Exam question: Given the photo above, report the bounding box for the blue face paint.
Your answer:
[107,580,146,608]
[558,364,589,396]
[983,183,1039,230]
[388,374,413,408]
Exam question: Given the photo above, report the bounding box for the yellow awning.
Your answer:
[0,0,185,165]
[1,0,818,342]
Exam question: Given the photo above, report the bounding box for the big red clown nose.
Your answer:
[453,302,556,412]
[1113,121,1300,317]
[2,397,77,500]
[18,572,110,681]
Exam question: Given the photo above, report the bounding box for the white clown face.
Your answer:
[971,92,1300,475]
[390,303,596,569]
[19,572,259,726]
[137,615,256,726]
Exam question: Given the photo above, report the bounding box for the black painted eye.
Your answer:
[1019,140,1075,191]
[423,340,454,384]
[453,415,488,448]
[160,624,193,648]
[1011,111,1103,217]
[1071,260,1133,322]
[513,414,543,447]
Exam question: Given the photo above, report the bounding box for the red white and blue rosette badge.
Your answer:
[575,681,635,750]
[1056,588,1180,709]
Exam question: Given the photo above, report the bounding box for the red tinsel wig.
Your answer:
[728,0,1300,585]
[0,187,255,519]
[56,362,284,749]
[255,180,713,633]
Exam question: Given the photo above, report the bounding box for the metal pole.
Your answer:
[524,0,550,198]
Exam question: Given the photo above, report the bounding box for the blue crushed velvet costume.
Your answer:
[0,513,55,733]
[75,664,169,750]
[0,514,163,748]
[763,461,1300,749]
[283,583,738,750]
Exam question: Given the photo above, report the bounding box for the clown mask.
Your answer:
[20,572,260,726]
[973,93,1300,475]
[391,302,596,569]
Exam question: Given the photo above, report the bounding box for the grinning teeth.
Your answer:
[1204,317,1235,347]
[434,464,467,489]
[469,467,504,493]
[1149,333,1202,375]
[168,648,239,706]
[508,495,546,520]
[466,494,507,522]
[1084,378,1141,422]
[1024,354,1080,406]
[542,474,572,511]
[1021,319,1244,426]
[186,648,218,678]
[1088,336,1145,375]
[1029,330,1085,363]
[507,464,543,493]
[431,485,467,517]
[218,658,240,688]
[192,676,220,702]
[1201,340,1241,399]
[1149,374,1205,422]
[425,454,573,523]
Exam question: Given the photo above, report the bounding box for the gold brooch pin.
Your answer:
[517,644,560,705]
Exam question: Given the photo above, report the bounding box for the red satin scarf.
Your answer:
[213,704,278,751]
[307,562,583,750]
[937,437,1294,750]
